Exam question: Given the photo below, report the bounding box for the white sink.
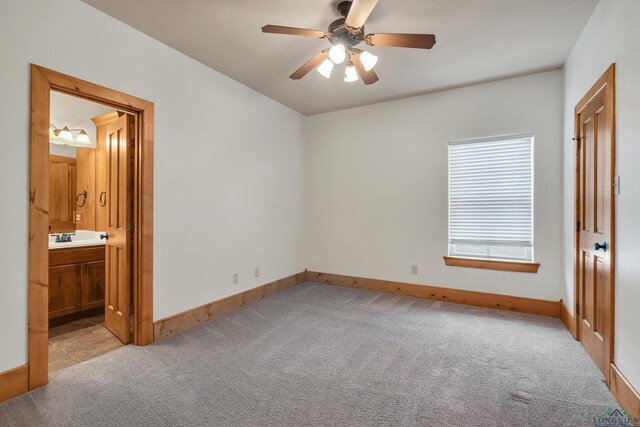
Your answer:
[49,230,107,249]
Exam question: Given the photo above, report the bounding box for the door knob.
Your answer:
[100,233,109,240]
[594,241,607,251]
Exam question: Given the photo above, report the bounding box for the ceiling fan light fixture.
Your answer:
[262,0,436,85]
[360,50,378,71]
[317,59,334,78]
[328,44,346,64]
[344,62,359,83]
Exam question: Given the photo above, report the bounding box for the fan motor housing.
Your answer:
[328,9,364,48]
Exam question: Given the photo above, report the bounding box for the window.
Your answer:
[448,133,534,262]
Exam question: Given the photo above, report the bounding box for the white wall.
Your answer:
[0,0,306,373]
[49,144,76,158]
[304,70,565,301]
[563,0,640,392]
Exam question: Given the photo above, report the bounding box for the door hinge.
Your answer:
[127,221,134,233]
[128,138,135,149]
[573,136,582,150]
[613,176,620,195]
[576,220,580,232]
[576,303,580,316]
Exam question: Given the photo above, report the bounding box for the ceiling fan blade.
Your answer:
[351,52,379,85]
[262,25,328,39]
[345,0,379,29]
[290,50,329,80]
[367,33,436,49]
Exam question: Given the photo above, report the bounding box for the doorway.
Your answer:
[29,65,154,390]
[48,93,135,373]
[573,64,615,385]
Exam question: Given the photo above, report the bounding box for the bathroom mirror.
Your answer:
[49,91,117,234]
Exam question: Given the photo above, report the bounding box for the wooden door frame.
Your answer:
[573,63,615,384]
[29,64,154,389]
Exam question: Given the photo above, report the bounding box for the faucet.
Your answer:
[55,234,72,243]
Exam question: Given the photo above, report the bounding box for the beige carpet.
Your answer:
[0,282,619,426]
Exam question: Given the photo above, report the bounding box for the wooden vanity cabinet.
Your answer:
[49,264,82,318]
[48,246,106,320]
[81,260,106,311]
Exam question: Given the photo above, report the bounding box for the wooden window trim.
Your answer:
[443,256,540,273]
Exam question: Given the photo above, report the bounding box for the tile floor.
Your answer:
[48,314,125,374]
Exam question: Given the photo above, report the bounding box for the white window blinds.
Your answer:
[448,133,534,261]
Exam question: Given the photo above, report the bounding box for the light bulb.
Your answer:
[58,126,73,142]
[328,44,346,64]
[76,130,91,145]
[316,59,334,79]
[344,62,359,83]
[360,50,378,71]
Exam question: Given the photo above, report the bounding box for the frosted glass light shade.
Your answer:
[317,59,334,78]
[328,44,346,64]
[360,50,378,71]
[344,63,358,82]
[58,126,73,142]
[75,130,91,145]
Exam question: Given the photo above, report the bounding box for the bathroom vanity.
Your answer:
[48,232,106,320]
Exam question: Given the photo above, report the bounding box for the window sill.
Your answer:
[443,256,540,273]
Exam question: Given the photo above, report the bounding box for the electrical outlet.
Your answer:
[254,267,260,278]
[233,273,238,284]
[411,265,418,275]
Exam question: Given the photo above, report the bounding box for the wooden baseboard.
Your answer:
[610,364,640,421]
[560,300,577,338]
[560,307,639,421]
[0,364,28,403]
[307,271,560,317]
[154,271,307,340]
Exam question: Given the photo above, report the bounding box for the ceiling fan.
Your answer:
[262,0,436,85]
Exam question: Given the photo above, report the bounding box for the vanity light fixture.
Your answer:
[49,124,92,146]
[75,130,90,144]
[57,126,73,141]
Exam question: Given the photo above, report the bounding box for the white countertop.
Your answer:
[49,230,106,250]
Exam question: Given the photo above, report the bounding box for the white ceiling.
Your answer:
[81,0,598,115]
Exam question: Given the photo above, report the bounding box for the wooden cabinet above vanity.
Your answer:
[49,155,76,233]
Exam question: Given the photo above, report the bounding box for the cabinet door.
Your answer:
[49,155,76,233]
[49,264,81,319]
[82,261,106,311]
